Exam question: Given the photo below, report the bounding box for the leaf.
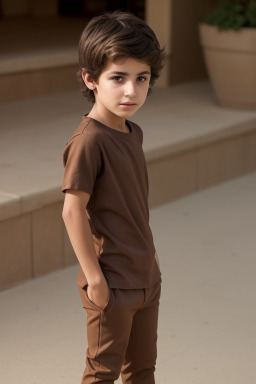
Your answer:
[246,1,256,26]
[204,0,256,30]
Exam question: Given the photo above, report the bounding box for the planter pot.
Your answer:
[199,23,256,110]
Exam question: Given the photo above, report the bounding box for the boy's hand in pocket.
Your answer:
[87,277,110,310]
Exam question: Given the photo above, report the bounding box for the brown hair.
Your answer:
[78,10,166,102]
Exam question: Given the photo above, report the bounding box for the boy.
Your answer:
[62,10,165,384]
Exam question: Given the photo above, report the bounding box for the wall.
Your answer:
[145,0,172,86]
[146,0,221,86]
[169,0,217,84]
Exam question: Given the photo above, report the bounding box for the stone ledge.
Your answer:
[145,117,256,163]
[0,48,78,75]
[1,82,256,222]
[0,192,22,221]
[1,123,255,221]
[0,188,62,222]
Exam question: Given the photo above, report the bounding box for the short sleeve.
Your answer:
[131,121,143,145]
[61,132,102,196]
[137,125,143,145]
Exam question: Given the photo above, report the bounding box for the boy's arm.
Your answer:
[62,189,109,309]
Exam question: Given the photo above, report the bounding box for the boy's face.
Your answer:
[85,58,151,121]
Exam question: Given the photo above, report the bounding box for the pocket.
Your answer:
[85,285,112,312]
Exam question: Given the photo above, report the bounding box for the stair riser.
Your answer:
[0,65,78,103]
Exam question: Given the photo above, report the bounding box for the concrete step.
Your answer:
[0,16,87,102]
[0,171,255,383]
[0,81,256,290]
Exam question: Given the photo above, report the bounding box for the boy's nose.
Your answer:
[124,81,136,97]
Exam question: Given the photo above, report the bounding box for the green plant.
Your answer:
[205,0,256,30]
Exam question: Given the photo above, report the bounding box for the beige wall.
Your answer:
[146,0,219,86]
[145,0,172,86]
[169,0,216,84]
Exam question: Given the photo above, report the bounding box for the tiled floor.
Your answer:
[1,172,256,383]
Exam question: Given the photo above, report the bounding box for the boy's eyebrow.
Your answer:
[109,71,151,76]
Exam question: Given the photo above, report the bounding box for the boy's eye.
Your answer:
[112,76,124,82]
[137,76,147,82]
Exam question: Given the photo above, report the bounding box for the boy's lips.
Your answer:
[120,102,137,108]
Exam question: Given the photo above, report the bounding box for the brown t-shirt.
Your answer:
[62,116,161,289]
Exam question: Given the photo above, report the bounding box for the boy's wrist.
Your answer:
[87,273,106,288]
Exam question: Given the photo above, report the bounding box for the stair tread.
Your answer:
[0,16,86,74]
[1,81,256,219]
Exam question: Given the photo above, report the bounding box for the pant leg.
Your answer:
[78,284,145,384]
[121,281,162,384]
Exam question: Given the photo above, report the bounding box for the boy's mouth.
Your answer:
[120,102,137,107]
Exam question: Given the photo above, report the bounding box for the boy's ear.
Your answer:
[82,71,96,90]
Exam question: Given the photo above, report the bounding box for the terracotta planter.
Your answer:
[199,23,256,110]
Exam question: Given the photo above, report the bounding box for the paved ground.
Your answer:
[1,171,255,384]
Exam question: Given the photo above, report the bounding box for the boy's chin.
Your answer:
[116,109,137,119]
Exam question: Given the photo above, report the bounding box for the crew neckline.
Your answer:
[83,115,134,139]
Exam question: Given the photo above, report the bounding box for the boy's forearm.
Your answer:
[62,209,105,287]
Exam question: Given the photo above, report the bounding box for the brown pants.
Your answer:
[78,279,162,384]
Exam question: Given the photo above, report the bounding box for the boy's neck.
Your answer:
[87,107,129,133]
